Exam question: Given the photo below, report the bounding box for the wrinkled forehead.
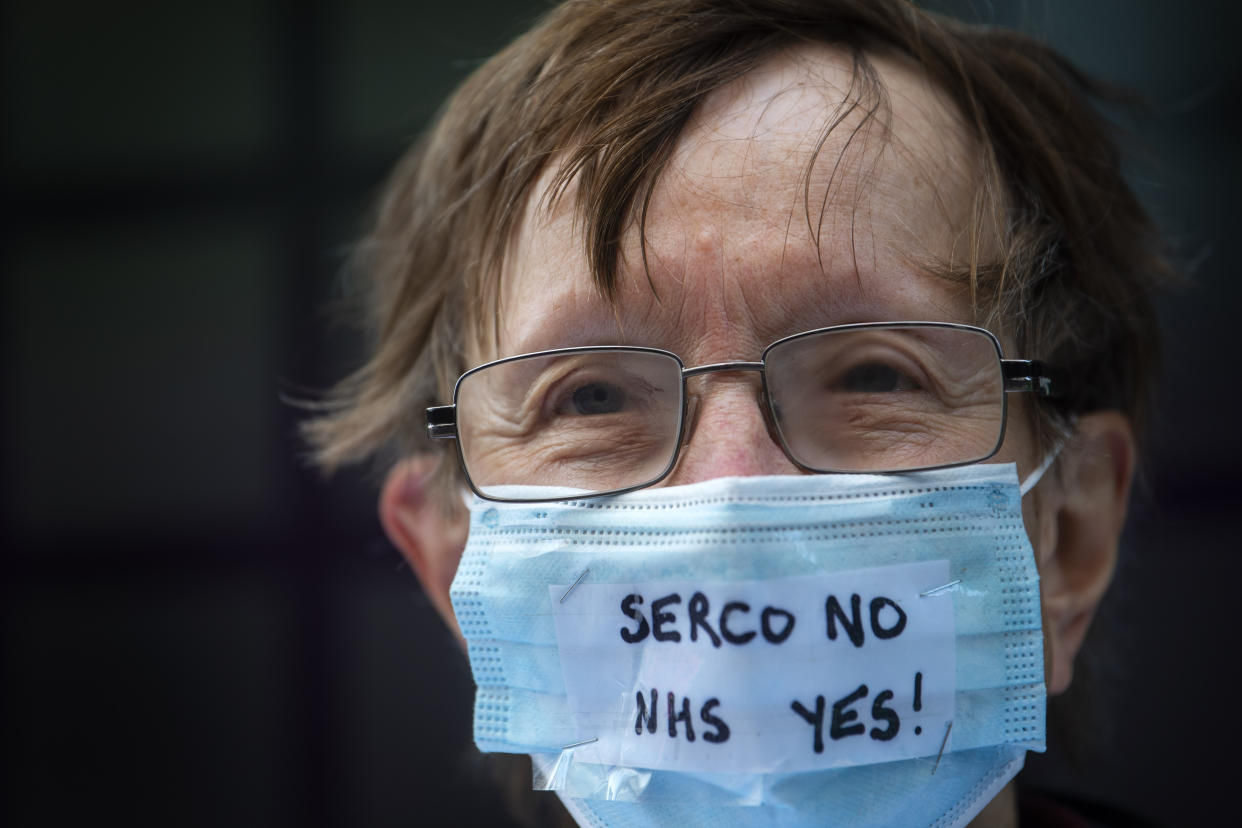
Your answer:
[665,42,978,232]
[479,43,988,361]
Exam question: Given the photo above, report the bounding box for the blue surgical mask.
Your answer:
[451,461,1052,827]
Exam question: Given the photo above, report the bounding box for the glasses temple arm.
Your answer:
[1001,359,1058,397]
[426,405,458,439]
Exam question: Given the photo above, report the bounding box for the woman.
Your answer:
[307,1,1170,824]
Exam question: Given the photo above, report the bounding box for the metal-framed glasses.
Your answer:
[426,322,1056,502]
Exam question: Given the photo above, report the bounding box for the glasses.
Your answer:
[426,322,1056,502]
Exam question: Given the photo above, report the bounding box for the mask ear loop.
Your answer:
[1018,411,1080,496]
[1019,444,1063,496]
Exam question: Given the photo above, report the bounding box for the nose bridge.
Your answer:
[679,362,771,447]
[682,360,766,379]
[670,362,794,484]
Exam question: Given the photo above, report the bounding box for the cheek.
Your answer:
[993,394,1040,465]
[995,396,1050,563]
[1021,488,1059,691]
[1021,488,1059,573]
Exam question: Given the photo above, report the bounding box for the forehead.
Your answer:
[489,43,983,362]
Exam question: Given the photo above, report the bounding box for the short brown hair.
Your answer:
[304,0,1171,489]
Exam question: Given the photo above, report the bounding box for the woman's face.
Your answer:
[383,44,1134,827]
[393,43,1129,705]
[490,43,1042,486]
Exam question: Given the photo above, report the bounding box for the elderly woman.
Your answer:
[307,1,1169,825]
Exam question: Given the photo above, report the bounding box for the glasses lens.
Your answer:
[455,349,683,499]
[764,325,1004,472]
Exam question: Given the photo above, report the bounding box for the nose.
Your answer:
[664,371,803,486]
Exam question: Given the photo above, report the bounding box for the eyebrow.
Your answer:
[501,296,633,356]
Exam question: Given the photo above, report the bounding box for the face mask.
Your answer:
[450,461,1051,827]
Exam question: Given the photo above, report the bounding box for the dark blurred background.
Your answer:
[1,1,1237,826]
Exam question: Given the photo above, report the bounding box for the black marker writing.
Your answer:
[620,594,649,643]
[790,696,826,753]
[825,594,864,647]
[869,597,907,640]
[688,592,722,647]
[791,680,920,753]
[701,698,731,744]
[869,689,899,741]
[824,593,907,646]
[619,591,796,646]
[635,688,658,734]
[633,688,730,743]
[651,594,682,642]
[720,601,756,645]
[761,606,796,643]
[668,692,695,741]
[831,684,868,739]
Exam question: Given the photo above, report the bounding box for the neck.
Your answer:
[968,780,1018,828]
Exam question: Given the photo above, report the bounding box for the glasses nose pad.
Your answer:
[679,392,701,451]
[758,388,785,449]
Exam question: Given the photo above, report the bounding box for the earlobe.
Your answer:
[379,454,470,641]
[1039,410,1136,695]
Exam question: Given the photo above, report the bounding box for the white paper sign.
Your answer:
[549,560,955,774]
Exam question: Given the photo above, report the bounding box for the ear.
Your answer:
[379,454,470,641]
[1039,410,1135,695]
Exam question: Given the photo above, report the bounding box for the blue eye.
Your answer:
[838,363,918,393]
[570,382,627,414]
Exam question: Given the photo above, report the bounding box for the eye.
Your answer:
[837,363,920,393]
[568,382,627,415]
